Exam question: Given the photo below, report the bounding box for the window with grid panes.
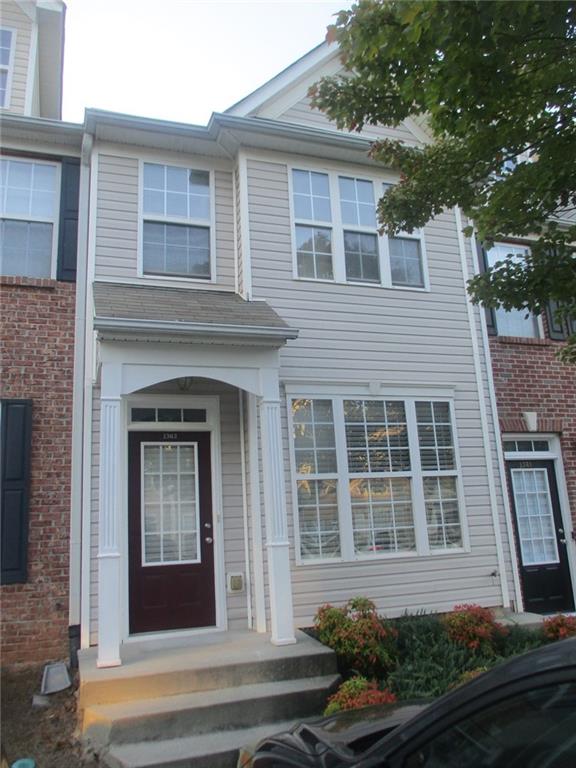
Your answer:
[291,169,334,280]
[291,397,464,562]
[416,402,463,549]
[0,29,14,108]
[291,169,426,289]
[142,163,211,279]
[0,158,59,277]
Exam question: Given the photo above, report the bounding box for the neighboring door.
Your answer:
[507,460,575,613]
[129,431,216,634]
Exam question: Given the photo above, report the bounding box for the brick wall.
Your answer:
[1,276,76,664]
[489,327,576,529]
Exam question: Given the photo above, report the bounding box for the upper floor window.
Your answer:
[142,162,212,280]
[0,28,15,109]
[290,168,426,289]
[486,243,539,338]
[0,158,59,278]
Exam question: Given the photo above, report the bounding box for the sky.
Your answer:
[62,0,349,126]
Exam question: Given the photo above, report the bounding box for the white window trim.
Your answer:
[0,155,61,279]
[287,163,430,292]
[487,242,542,339]
[287,393,468,566]
[137,158,217,284]
[140,440,202,567]
[0,27,16,110]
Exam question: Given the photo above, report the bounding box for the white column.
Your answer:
[97,394,122,667]
[259,384,296,645]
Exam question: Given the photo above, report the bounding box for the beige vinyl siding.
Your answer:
[246,156,510,623]
[89,379,248,644]
[94,154,236,291]
[234,164,244,296]
[278,96,421,145]
[1,0,32,114]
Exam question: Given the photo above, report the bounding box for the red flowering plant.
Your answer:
[324,676,397,716]
[442,604,507,655]
[543,614,576,642]
[314,597,398,677]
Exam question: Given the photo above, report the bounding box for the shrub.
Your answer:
[324,676,396,716]
[543,614,576,642]
[442,604,506,655]
[450,666,490,689]
[314,597,398,677]
[495,623,544,657]
[389,613,485,698]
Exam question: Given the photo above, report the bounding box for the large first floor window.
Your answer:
[290,396,464,563]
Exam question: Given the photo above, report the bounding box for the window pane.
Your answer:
[344,400,410,474]
[424,476,462,549]
[295,224,333,280]
[142,443,199,564]
[292,169,331,223]
[0,220,52,277]
[143,222,210,279]
[350,477,415,555]
[344,231,380,283]
[511,468,559,565]
[486,243,538,337]
[292,399,337,474]
[339,177,376,227]
[416,401,455,471]
[143,164,210,222]
[389,237,424,288]
[297,478,340,560]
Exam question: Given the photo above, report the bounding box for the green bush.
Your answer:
[324,675,396,716]
[388,613,485,699]
[314,597,398,678]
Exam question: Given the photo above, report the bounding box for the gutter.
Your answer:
[93,316,299,341]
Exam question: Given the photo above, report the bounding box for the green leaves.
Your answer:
[311,0,576,360]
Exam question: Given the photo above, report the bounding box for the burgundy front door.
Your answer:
[128,431,215,634]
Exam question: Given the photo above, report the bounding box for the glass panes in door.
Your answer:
[141,443,200,565]
[511,468,559,565]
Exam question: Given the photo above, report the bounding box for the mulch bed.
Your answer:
[1,664,98,768]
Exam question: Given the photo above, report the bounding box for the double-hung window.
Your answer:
[290,396,464,563]
[0,28,15,108]
[142,162,212,280]
[0,158,59,278]
[291,168,426,289]
[486,243,539,338]
[292,169,334,280]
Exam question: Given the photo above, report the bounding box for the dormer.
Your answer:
[0,0,65,118]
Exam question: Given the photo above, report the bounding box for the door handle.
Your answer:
[560,538,567,545]
[205,537,213,544]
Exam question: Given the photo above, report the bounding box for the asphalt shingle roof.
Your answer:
[93,282,293,335]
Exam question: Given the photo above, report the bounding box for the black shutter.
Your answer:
[1,400,32,584]
[475,239,497,335]
[56,158,80,282]
[546,301,567,341]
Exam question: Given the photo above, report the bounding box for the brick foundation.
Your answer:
[0,277,76,664]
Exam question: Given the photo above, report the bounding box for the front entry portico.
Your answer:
[94,328,298,667]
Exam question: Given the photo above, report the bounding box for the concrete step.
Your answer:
[103,719,300,768]
[79,631,337,707]
[84,674,340,750]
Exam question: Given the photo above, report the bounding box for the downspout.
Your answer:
[467,227,524,611]
[455,206,510,607]
[239,391,253,628]
[68,131,93,664]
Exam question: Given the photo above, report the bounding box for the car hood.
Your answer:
[239,702,429,768]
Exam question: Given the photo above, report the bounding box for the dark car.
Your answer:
[240,637,576,768]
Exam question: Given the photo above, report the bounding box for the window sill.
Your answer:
[0,275,57,290]
[494,336,551,347]
[296,547,469,567]
[293,276,429,293]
